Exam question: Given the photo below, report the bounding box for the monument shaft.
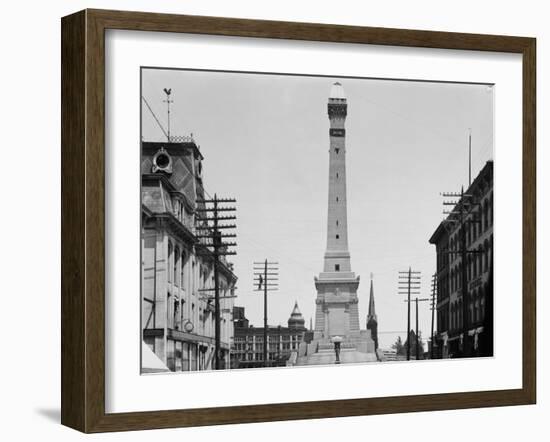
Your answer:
[314,82,361,340]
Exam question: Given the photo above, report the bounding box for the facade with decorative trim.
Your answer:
[429,161,493,358]
[141,140,237,372]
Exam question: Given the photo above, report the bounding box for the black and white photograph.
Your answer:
[140,68,494,373]
[1,0,543,439]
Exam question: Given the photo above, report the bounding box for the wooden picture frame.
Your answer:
[61,8,536,433]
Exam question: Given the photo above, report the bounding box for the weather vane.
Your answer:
[163,88,172,142]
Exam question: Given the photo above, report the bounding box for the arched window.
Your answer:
[478,245,483,274]
[455,268,459,292]
[455,302,459,329]
[450,302,455,330]
[454,268,458,292]
[451,302,456,330]
[451,269,455,293]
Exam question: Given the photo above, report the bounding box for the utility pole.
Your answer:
[253,260,279,367]
[195,194,237,370]
[277,325,281,364]
[404,297,430,360]
[398,268,421,360]
[430,273,437,359]
[416,298,419,359]
[441,187,483,358]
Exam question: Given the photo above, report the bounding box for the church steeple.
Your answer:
[367,274,379,350]
[368,274,377,322]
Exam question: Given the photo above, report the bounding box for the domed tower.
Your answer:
[288,301,306,330]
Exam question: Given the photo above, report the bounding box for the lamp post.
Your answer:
[332,336,343,364]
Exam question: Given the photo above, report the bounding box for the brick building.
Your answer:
[429,161,493,358]
[231,302,311,368]
[141,138,237,372]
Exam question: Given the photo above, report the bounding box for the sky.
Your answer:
[141,68,493,349]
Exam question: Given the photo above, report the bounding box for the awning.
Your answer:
[141,341,170,374]
[468,326,485,337]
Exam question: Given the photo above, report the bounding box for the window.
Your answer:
[336,220,339,226]
[335,264,340,271]
[478,245,483,274]
[174,246,180,286]
[452,303,456,330]
[180,251,185,290]
[336,234,339,239]
[167,241,173,283]
[484,239,489,272]
[489,194,493,226]
[174,299,179,329]
[336,197,339,202]
[336,173,339,179]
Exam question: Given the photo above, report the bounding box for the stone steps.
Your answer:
[297,349,378,366]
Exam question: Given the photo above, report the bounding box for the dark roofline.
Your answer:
[429,160,493,245]
[142,140,204,161]
[466,160,493,196]
[429,221,449,244]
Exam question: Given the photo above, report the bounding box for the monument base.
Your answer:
[296,332,377,366]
